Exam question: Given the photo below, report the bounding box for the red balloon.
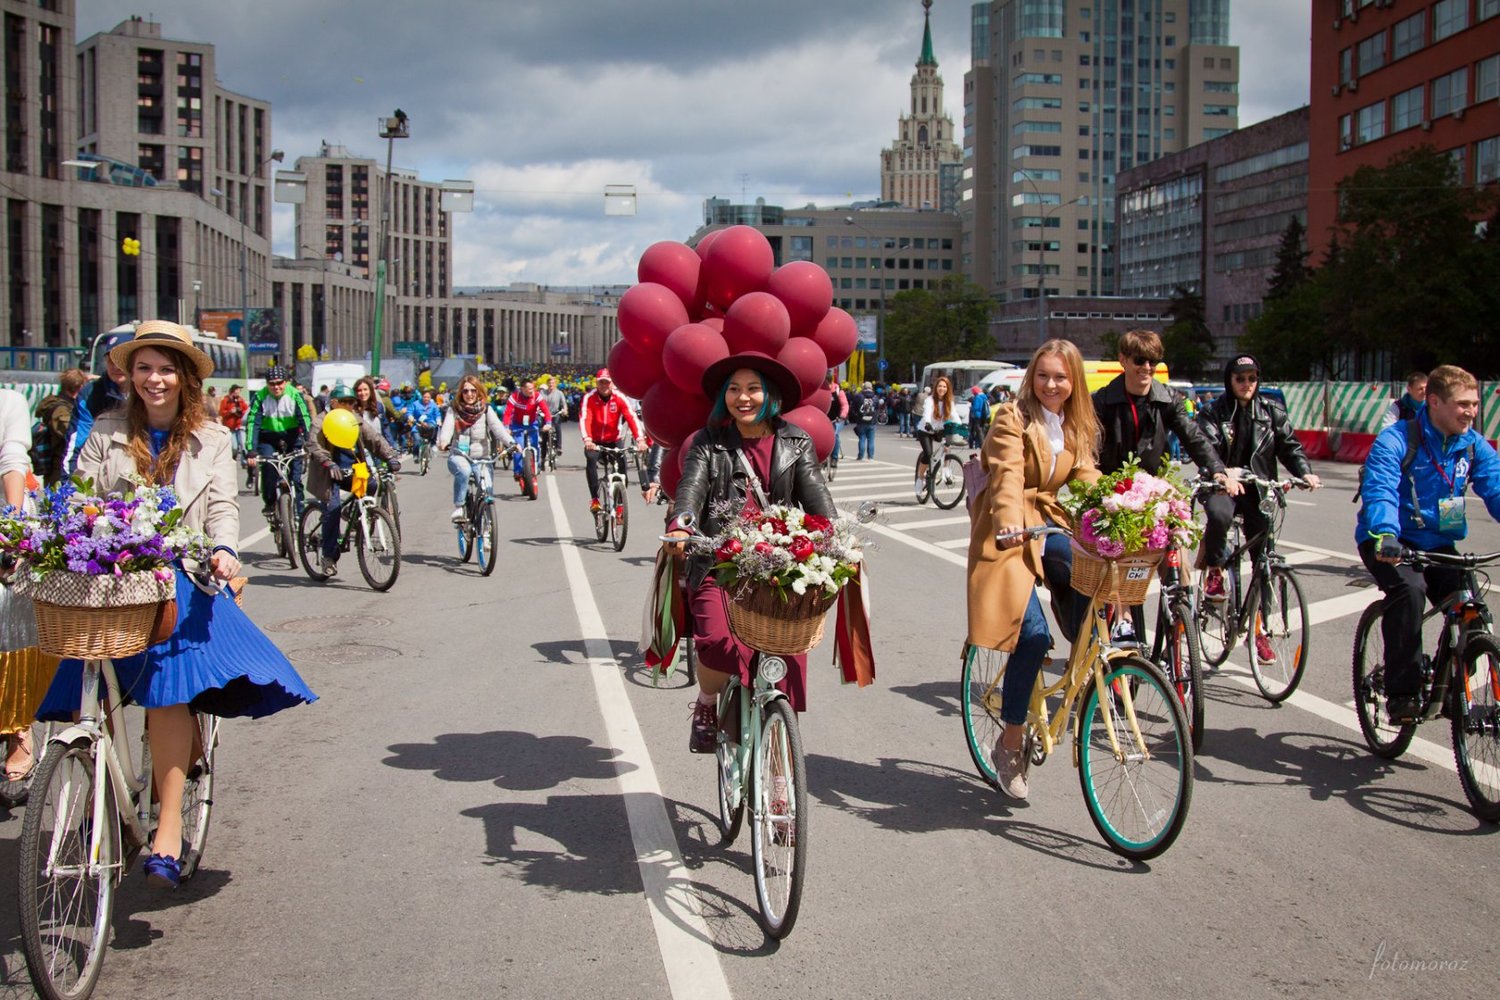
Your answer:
[642,382,713,449]
[777,338,827,401]
[638,242,704,315]
[810,307,859,369]
[722,291,791,356]
[618,282,689,356]
[805,386,833,415]
[659,446,684,500]
[607,339,664,400]
[694,229,725,260]
[701,316,724,333]
[782,405,835,463]
[768,261,833,337]
[661,323,730,393]
[700,225,774,311]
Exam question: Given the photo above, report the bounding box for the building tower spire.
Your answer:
[919,0,937,67]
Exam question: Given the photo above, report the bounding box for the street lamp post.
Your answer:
[372,110,410,378]
[219,150,285,379]
[1014,171,1083,346]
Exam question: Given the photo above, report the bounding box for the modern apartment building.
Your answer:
[1308,0,1500,254]
[881,0,964,210]
[961,0,1240,316]
[1116,106,1309,360]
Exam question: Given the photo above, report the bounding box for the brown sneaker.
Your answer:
[689,698,718,754]
[990,739,1029,801]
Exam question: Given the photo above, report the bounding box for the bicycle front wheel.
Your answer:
[751,698,808,939]
[356,507,401,591]
[179,713,219,881]
[1077,655,1193,860]
[822,457,837,483]
[1351,600,1416,758]
[611,481,629,552]
[1156,598,1205,751]
[298,505,331,581]
[477,501,499,577]
[1453,633,1500,822]
[18,739,116,1000]
[931,454,966,510]
[380,482,402,540]
[1247,566,1308,703]
[715,684,744,845]
[419,443,431,476]
[1194,568,1234,668]
[960,644,1005,786]
[522,452,538,500]
[913,454,931,505]
[275,492,297,569]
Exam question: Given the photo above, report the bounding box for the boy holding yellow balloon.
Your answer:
[306,383,400,577]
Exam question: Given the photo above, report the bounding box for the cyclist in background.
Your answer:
[306,384,400,577]
[541,376,570,461]
[245,364,313,518]
[1195,353,1321,663]
[579,368,646,514]
[1356,364,1500,722]
[408,388,442,456]
[502,377,552,483]
[1380,370,1428,430]
[437,375,513,523]
[219,383,249,465]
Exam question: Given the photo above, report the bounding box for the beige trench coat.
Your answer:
[966,403,1099,651]
[76,413,240,552]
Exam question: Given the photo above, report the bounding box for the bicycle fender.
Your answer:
[47,723,98,749]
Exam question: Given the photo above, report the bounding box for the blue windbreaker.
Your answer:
[1355,409,1500,550]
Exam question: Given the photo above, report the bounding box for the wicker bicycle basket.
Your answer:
[726,582,839,656]
[1069,543,1163,605]
[13,570,174,659]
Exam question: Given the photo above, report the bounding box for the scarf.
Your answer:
[452,394,487,431]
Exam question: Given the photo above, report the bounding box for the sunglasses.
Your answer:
[1232,373,1259,383]
[267,380,286,387]
[1130,356,1159,367]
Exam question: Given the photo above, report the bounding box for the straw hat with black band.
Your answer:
[109,320,215,381]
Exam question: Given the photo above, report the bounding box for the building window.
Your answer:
[1431,68,1467,116]
[1340,48,1354,86]
[1482,0,1500,19]
[1357,32,1386,76]
[1432,0,1468,41]
[1478,138,1499,184]
[1392,11,1424,60]
[1477,55,1500,103]
[1392,85,1424,131]
[1356,101,1386,144]
[1017,1,1065,39]
[1204,80,1237,93]
[1204,105,1235,116]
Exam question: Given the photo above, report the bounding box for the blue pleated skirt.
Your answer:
[36,570,317,721]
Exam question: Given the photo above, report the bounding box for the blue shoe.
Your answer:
[144,853,181,889]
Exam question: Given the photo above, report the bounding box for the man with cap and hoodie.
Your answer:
[580,369,645,514]
[1196,353,1322,661]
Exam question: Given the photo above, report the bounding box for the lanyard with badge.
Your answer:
[1422,436,1467,534]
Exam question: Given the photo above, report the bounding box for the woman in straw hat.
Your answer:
[35,320,315,888]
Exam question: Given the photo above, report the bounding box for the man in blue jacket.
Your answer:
[1356,365,1500,722]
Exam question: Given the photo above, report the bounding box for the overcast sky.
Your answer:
[78,1,1311,288]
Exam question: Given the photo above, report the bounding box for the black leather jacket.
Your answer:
[1197,392,1312,483]
[672,419,836,587]
[1092,375,1224,476]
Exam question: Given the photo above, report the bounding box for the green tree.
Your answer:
[881,275,996,375]
[1160,284,1216,381]
[1265,215,1310,301]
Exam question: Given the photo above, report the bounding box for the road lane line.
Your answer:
[1280,540,1361,563]
[889,515,972,531]
[545,488,732,1000]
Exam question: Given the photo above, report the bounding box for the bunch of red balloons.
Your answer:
[607,225,859,498]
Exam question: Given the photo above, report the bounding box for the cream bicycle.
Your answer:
[960,526,1194,860]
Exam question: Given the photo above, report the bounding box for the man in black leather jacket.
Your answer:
[1196,354,1321,655]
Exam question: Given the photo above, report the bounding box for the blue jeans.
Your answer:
[448,452,492,506]
[898,412,911,435]
[320,486,343,560]
[510,424,541,475]
[831,420,845,461]
[1000,588,1053,726]
[855,423,875,459]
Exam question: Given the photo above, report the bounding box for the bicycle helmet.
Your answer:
[265,365,290,382]
[329,382,356,401]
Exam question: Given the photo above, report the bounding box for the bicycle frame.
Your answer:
[511,423,541,474]
[464,459,497,517]
[1409,568,1494,722]
[719,667,788,827]
[594,446,630,500]
[1199,476,1296,639]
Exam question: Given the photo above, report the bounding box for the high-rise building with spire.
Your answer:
[881,1,964,210]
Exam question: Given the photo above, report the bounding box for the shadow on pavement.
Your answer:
[531,637,638,667]
[460,794,640,895]
[384,730,632,790]
[887,680,963,718]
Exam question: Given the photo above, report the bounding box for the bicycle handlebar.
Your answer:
[1196,471,1311,494]
[994,524,1072,543]
[1401,549,1500,570]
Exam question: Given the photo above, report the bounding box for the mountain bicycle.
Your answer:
[297,489,401,591]
[1352,548,1500,822]
[411,424,435,476]
[1193,472,1312,702]
[509,419,541,500]
[1148,536,1206,751]
[541,425,558,472]
[17,591,222,1000]
[454,457,500,576]
[961,525,1193,860]
[914,432,965,509]
[591,444,631,552]
[370,463,400,539]
[256,449,304,570]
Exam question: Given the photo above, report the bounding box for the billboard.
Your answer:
[199,308,283,354]
[854,315,878,352]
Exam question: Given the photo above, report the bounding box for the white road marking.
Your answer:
[240,526,270,548]
[1280,540,1361,563]
[937,538,971,550]
[546,488,732,1000]
[890,515,973,531]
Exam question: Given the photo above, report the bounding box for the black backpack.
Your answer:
[1353,418,1474,505]
[859,394,875,418]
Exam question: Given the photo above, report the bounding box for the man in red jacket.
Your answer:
[580,369,645,513]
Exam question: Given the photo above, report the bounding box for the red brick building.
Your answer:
[1308,0,1499,257]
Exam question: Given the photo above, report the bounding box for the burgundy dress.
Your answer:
[687,434,810,711]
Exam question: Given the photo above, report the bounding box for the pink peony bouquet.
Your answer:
[709,502,864,599]
[1060,459,1201,558]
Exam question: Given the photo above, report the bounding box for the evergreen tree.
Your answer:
[1160,284,1215,381]
[1265,216,1309,301]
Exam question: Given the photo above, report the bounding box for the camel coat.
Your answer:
[966,403,1099,651]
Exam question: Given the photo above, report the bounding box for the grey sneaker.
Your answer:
[320,557,339,577]
[990,740,1029,801]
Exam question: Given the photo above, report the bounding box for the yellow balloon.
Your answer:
[323,409,360,450]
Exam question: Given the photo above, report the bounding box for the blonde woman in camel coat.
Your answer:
[966,339,1100,799]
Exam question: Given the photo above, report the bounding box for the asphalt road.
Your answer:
[2,425,1498,999]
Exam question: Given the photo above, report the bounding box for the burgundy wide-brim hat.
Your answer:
[700,352,803,410]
